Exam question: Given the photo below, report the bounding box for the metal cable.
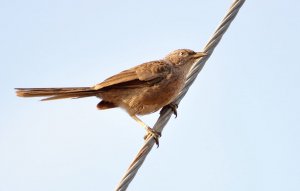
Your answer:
[115,1,246,190]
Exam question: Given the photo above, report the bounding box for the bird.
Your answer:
[15,49,207,146]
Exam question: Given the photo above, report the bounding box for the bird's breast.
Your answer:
[129,72,185,115]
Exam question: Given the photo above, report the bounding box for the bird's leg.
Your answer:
[131,115,161,147]
[160,103,178,118]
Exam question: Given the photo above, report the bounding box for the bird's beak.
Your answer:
[193,52,207,59]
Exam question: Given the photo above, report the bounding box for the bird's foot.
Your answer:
[144,127,161,147]
[161,103,178,118]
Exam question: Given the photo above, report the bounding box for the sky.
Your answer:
[1,0,300,190]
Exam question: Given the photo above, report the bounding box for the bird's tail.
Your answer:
[15,87,99,101]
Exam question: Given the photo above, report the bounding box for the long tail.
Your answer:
[15,87,100,101]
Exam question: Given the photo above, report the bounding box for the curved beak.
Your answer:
[193,52,207,59]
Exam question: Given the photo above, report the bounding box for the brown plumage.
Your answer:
[15,49,207,145]
[15,87,97,101]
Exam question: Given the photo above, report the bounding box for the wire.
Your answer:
[115,1,246,190]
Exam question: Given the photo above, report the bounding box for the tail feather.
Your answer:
[15,87,99,101]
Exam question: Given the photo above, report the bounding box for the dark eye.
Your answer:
[179,52,185,56]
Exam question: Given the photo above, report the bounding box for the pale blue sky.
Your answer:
[1,0,300,190]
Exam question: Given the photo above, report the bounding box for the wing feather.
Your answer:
[93,60,172,90]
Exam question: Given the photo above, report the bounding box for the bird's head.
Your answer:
[164,49,207,66]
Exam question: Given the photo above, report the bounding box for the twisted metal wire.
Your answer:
[115,0,246,190]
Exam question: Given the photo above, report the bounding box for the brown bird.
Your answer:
[15,49,206,146]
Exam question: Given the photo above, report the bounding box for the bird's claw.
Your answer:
[144,127,161,147]
[170,103,178,118]
[168,103,178,118]
[160,103,178,118]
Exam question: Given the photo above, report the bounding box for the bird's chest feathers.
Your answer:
[139,72,184,106]
[123,68,187,115]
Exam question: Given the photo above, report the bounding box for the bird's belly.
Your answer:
[126,78,183,115]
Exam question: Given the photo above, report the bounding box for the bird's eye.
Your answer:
[179,52,185,56]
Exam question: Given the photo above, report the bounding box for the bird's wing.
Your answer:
[93,60,172,90]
